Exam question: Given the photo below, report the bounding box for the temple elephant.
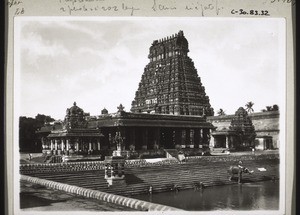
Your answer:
[227,165,253,183]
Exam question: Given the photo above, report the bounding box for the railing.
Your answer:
[20,161,106,174]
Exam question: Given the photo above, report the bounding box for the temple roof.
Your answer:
[68,102,83,115]
[94,111,214,128]
[47,128,103,138]
[48,132,103,138]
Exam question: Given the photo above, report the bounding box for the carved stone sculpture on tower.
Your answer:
[131,31,214,116]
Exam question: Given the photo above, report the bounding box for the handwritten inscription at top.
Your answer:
[151,0,223,16]
[270,0,295,4]
[7,0,23,8]
[184,0,223,16]
[58,0,224,16]
[59,0,140,15]
[151,0,177,11]
[7,0,294,17]
[7,0,25,15]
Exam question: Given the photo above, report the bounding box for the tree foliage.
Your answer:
[19,114,55,152]
[261,104,279,112]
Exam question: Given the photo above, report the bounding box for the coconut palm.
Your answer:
[245,102,254,113]
[217,108,226,116]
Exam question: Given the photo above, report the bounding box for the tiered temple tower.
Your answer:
[229,107,256,149]
[131,30,214,116]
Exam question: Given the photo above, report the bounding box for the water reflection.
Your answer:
[134,181,279,211]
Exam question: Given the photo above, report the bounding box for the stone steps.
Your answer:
[24,158,279,196]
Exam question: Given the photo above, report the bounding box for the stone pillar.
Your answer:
[203,129,210,147]
[54,139,58,155]
[97,141,101,151]
[54,139,58,150]
[190,129,195,148]
[209,133,215,148]
[65,139,69,155]
[185,128,190,148]
[226,135,229,148]
[129,128,136,150]
[194,129,200,148]
[66,139,69,151]
[142,128,148,150]
[61,139,65,152]
[154,127,160,149]
[174,128,181,149]
[180,129,185,147]
[76,142,79,152]
[88,141,92,154]
[50,140,54,150]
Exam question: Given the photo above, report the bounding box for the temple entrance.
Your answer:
[265,138,273,150]
[255,136,273,150]
[160,128,174,149]
[214,136,226,148]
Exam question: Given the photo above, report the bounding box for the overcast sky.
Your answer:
[15,17,285,120]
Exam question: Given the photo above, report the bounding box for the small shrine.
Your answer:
[210,107,256,150]
[104,131,126,187]
[44,102,104,160]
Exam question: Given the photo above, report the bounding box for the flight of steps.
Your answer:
[164,149,180,159]
[24,158,279,196]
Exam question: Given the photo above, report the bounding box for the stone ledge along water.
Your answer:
[20,175,182,211]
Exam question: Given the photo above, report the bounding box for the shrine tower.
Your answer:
[131,31,214,116]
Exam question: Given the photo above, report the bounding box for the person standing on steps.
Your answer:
[148,185,153,195]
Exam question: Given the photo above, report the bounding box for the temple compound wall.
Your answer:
[207,111,280,150]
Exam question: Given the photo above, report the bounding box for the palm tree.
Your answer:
[245,102,254,113]
[217,108,226,116]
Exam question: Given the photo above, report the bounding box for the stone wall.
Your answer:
[207,111,280,149]
[20,158,180,174]
[20,161,106,174]
[21,175,182,211]
[186,153,279,162]
[20,154,278,175]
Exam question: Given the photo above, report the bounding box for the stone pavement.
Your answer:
[20,180,136,211]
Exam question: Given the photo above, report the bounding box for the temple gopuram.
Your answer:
[131,30,214,116]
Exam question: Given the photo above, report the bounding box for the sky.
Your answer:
[15,17,285,120]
